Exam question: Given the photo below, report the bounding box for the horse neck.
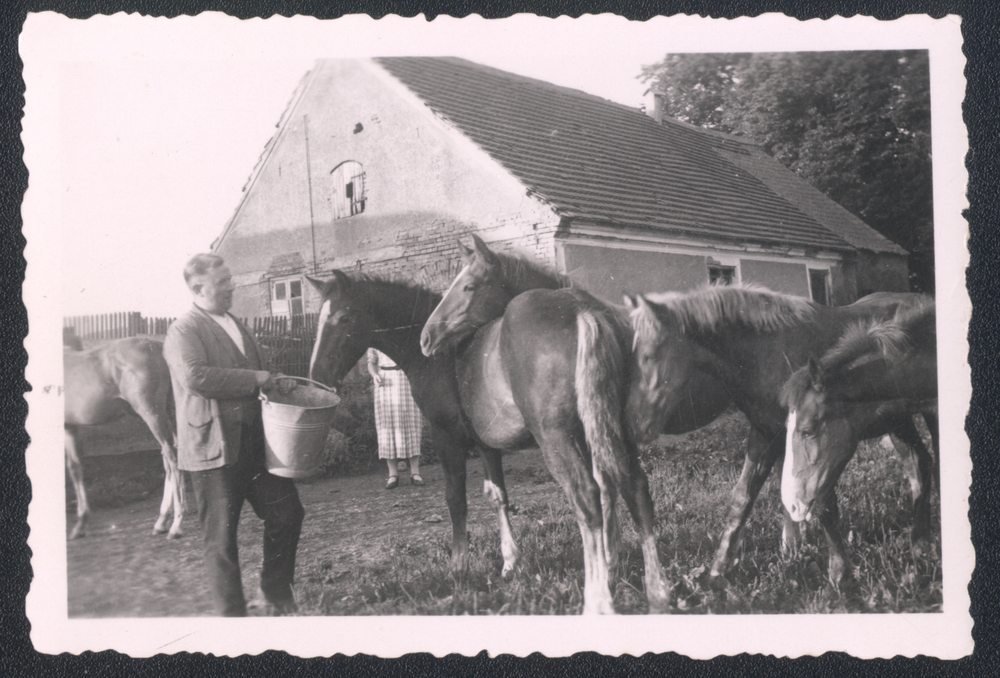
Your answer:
[691,307,830,391]
[499,257,567,296]
[365,283,438,370]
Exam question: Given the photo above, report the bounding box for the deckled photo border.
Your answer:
[20,12,971,659]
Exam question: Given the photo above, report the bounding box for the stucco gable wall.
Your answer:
[217,59,559,307]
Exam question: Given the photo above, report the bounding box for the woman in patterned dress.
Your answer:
[367,348,424,489]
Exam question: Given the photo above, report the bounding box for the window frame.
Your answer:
[331,160,367,220]
[807,267,832,306]
[270,275,305,317]
[706,255,741,286]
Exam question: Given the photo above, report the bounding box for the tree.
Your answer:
[640,51,934,293]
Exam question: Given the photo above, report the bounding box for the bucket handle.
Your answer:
[260,375,338,403]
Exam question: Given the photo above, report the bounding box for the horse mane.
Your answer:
[780,296,936,409]
[318,269,442,323]
[821,296,935,376]
[320,269,442,305]
[490,248,573,293]
[634,283,817,338]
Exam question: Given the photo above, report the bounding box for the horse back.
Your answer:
[64,337,172,427]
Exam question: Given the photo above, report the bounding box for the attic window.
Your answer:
[331,160,366,219]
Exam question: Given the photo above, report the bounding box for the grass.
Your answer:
[286,410,941,616]
[76,407,942,615]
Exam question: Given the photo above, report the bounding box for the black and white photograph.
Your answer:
[21,12,971,658]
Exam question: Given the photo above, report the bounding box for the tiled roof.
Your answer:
[375,57,905,255]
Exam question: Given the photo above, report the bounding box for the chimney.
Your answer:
[643,89,665,123]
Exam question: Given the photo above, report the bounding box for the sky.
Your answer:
[21,13,961,317]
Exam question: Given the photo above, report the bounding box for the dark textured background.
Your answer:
[3,0,995,674]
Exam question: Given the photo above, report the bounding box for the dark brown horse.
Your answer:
[780,298,938,583]
[64,337,184,539]
[308,270,669,614]
[627,285,933,582]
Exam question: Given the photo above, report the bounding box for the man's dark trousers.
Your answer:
[190,418,304,617]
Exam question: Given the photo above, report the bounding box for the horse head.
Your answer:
[420,234,513,357]
[308,271,374,389]
[623,293,705,443]
[780,357,855,523]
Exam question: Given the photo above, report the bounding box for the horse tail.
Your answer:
[575,306,630,494]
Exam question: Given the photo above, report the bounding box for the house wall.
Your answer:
[561,244,709,301]
[216,59,559,316]
[558,234,850,306]
[854,251,911,296]
[740,259,811,298]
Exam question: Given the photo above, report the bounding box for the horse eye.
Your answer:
[463,284,478,292]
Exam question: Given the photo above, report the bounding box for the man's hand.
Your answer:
[274,374,298,395]
[255,371,275,392]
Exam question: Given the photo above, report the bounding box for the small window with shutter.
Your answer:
[331,160,366,219]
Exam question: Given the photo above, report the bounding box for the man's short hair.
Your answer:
[183,253,226,288]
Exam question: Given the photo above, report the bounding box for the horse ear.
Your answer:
[457,239,475,262]
[471,233,500,268]
[623,295,638,310]
[306,276,326,292]
[328,269,352,292]
[807,356,825,391]
[635,295,664,327]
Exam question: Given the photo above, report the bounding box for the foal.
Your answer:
[780,299,938,584]
[64,337,184,539]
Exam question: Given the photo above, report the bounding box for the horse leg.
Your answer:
[923,410,940,495]
[434,425,470,574]
[596,470,621,587]
[711,426,787,580]
[156,444,185,539]
[65,428,89,539]
[536,429,615,615]
[139,409,184,539]
[889,416,933,543]
[816,488,849,586]
[480,448,520,577]
[617,441,671,613]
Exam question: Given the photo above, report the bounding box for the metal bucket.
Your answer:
[260,376,341,478]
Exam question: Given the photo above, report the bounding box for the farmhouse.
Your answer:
[212,57,909,318]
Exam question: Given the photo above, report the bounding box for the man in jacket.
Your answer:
[164,253,304,616]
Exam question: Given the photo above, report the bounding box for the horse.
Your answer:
[64,337,185,540]
[626,284,935,582]
[425,237,821,574]
[308,269,670,614]
[779,299,938,583]
[420,235,733,438]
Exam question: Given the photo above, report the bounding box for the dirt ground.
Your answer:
[66,448,560,617]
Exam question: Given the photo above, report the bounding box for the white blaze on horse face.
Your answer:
[309,299,332,379]
[782,409,810,522]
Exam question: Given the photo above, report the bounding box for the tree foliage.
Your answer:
[640,51,934,292]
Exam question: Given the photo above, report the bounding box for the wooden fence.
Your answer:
[64,312,321,378]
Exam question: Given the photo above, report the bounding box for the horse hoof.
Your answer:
[707,572,729,591]
[167,530,183,540]
[69,530,85,540]
[501,563,516,579]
